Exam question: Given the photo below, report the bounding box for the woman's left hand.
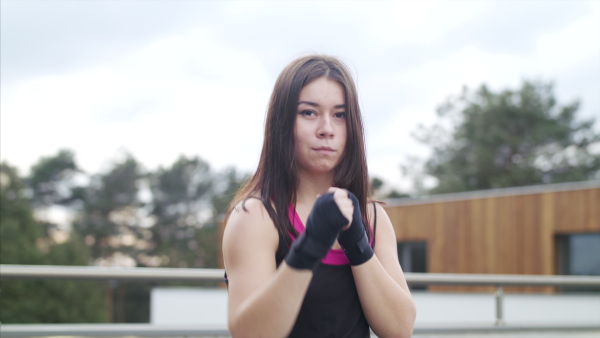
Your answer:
[326,187,353,230]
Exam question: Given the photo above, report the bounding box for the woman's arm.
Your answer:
[351,203,416,338]
[222,198,312,337]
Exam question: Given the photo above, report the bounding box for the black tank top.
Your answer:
[274,203,378,338]
[275,238,370,337]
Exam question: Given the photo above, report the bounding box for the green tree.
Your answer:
[73,154,144,262]
[415,80,600,193]
[148,155,213,268]
[28,149,80,207]
[1,162,45,265]
[61,153,148,323]
[370,177,384,198]
[210,167,247,221]
[0,162,106,323]
[369,176,409,200]
[201,167,248,268]
[26,149,88,256]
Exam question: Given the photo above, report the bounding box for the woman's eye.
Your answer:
[334,112,347,119]
[300,110,315,117]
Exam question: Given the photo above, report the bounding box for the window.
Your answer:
[556,232,600,291]
[398,241,427,290]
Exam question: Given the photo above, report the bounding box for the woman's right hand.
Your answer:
[285,191,350,271]
[327,187,353,230]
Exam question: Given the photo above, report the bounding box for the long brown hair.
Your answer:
[229,54,371,245]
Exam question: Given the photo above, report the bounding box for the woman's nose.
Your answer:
[317,116,334,138]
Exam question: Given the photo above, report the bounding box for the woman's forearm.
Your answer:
[228,263,312,337]
[352,256,416,338]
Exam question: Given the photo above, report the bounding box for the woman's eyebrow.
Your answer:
[297,101,346,109]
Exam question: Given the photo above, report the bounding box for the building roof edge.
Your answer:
[383,180,600,207]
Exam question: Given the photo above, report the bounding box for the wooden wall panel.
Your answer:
[503,196,518,275]
[484,197,496,275]
[584,189,595,231]
[443,201,459,274]
[515,195,526,274]
[593,188,600,231]
[429,203,444,274]
[385,185,600,292]
[469,198,485,274]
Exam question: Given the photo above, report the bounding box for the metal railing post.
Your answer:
[495,285,505,326]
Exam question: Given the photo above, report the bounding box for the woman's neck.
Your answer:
[295,170,334,206]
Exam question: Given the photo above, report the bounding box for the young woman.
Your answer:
[222,55,416,337]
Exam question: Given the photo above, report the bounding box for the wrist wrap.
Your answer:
[285,193,348,272]
[338,192,374,266]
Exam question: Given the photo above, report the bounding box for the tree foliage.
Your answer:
[416,80,600,193]
[369,176,409,199]
[148,155,213,268]
[1,163,45,265]
[73,155,144,262]
[28,149,80,207]
[0,162,106,323]
[1,147,250,323]
[202,167,248,267]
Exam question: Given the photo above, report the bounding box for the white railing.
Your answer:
[0,264,225,282]
[1,264,599,337]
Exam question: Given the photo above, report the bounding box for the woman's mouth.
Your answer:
[313,147,335,154]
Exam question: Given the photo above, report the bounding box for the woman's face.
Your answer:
[294,77,347,177]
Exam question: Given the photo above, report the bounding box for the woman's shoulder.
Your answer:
[228,196,275,224]
[367,200,388,222]
[224,196,279,247]
[222,196,280,287]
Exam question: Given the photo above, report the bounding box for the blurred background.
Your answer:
[1,0,599,327]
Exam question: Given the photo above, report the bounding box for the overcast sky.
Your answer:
[2,0,599,192]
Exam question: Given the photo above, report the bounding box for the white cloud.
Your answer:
[1,0,599,192]
[1,26,271,175]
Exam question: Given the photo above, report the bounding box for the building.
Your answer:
[385,181,600,291]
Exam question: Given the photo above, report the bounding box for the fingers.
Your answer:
[326,187,353,228]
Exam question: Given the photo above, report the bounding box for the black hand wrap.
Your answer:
[338,192,374,266]
[285,193,349,272]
